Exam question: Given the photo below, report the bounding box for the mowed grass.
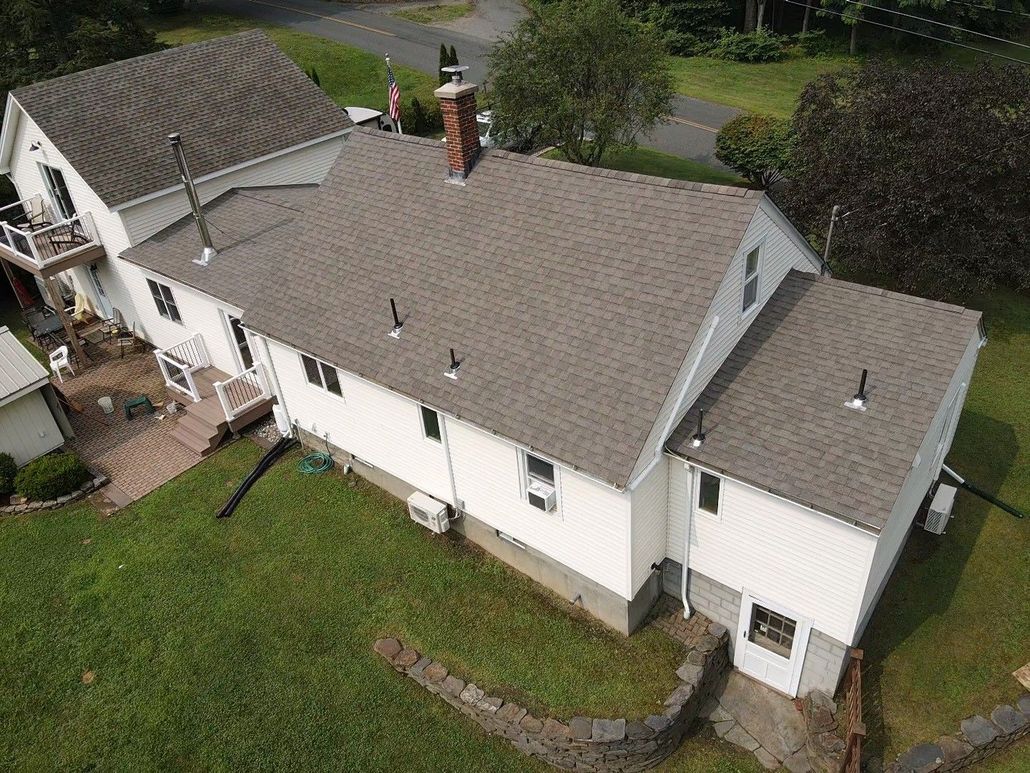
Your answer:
[860,289,1030,760]
[543,146,746,187]
[149,13,439,116]
[392,2,474,25]
[0,441,687,769]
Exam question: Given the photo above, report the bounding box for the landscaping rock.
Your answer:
[676,662,703,683]
[935,735,972,765]
[1018,694,1030,716]
[695,634,719,653]
[644,714,672,733]
[459,683,484,705]
[520,715,544,734]
[441,675,465,697]
[664,683,694,707]
[895,743,944,772]
[724,725,760,752]
[783,748,814,773]
[540,718,570,739]
[423,662,448,683]
[592,718,626,742]
[809,690,837,717]
[717,671,807,759]
[409,656,432,678]
[698,696,720,718]
[990,704,1027,734]
[708,622,728,638]
[713,719,736,738]
[393,647,420,668]
[496,702,526,724]
[569,716,592,740]
[477,695,503,713]
[708,704,733,724]
[373,638,402,660]
[686,649,707,666]
[755,747,780,769]
[625,720,653,740]
[960,715,1000,747]
[809,705,836,734]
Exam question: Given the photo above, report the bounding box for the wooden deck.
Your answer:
[167,366,273,455]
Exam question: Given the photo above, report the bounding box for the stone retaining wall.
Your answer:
[887,694,1029,772]
[1,475,108,515]
[374,621,730,772]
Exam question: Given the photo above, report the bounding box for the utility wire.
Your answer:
[844,0,1030,50]
[783,0,1030,64]
[943,0,1030,19]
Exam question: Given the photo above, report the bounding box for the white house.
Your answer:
[0,30,351,373]
[1,51,985,701]
[0,326,74,466]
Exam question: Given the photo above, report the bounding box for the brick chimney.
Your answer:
[435,66,480,181]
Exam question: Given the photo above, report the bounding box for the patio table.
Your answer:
[29,314,65,338]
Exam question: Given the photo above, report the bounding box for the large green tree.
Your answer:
[783,60,1030,297]
[488,0,673,165]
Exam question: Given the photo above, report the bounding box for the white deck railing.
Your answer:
[0,195,102,269]
[154,332,211,402]
[214,363,271,423]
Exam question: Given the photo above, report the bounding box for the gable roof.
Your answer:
[245,129,764,488]
[120,185,317,309]
[667,271,982,531]
[9,31,351,209]
[0,326,49,407]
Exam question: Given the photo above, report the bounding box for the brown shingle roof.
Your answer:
[244,129,764,488]
[119,185,317,309]
[667,271,982,531]
[11,31,351,208]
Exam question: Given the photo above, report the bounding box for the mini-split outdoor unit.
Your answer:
[407,491,450,534]
[527,479,557,512]
[924,483,957,535]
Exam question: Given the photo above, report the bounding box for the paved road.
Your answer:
[207,0,736,165]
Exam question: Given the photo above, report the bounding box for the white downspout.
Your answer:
[253,333,290,432]
[680,463,694,618]
[439,415,460,510]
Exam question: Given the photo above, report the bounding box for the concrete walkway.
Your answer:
[703,671,811,771]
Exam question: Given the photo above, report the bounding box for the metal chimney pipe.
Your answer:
[168,133,217,266]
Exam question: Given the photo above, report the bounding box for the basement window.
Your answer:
[301,354,342,397]
[696,470,722,517]
[742,246,761,314]
[420,405,442,442]
[146,279,182,323]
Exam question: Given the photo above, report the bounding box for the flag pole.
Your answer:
[385,54,403,135]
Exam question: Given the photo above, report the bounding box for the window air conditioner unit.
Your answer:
[924,483,957,535]
[527,479,557,512]
[407,491,450,534]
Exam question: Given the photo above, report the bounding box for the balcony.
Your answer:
[0,194,105,277]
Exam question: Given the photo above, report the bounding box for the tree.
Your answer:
[715,113,791,188]
[783,60,1030,297]
[438,43,449,85]
[448,45,458,69]
[488,0,673,166]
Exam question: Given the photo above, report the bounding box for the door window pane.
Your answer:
[748,604,796,658]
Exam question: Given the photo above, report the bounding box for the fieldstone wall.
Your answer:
[373,621,731,772]
[887,695,1030,772]
[1,475,108,515]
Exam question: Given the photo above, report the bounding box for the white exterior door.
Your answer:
[734,590,811,697]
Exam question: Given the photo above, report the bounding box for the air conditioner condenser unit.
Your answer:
[407,491,450,534]
[924,484,957,535]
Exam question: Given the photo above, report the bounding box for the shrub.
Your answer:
[14,452,91,502]
[715,112,792,189]
[408,97,443,136]
[794,29,833,57]
[0,453,16,497]
[699,28,789,62]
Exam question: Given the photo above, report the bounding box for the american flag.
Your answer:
[386,56,401,123]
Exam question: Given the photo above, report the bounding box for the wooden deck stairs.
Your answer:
[168,366,274,456]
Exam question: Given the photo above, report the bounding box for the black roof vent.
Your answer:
[388,298,403,339]
[444,348,461,380]
[845,369,869,411]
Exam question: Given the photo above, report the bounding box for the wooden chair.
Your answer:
[116,323,140,358]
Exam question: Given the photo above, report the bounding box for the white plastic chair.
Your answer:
[49,345,74,383]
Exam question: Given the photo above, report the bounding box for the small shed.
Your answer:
[0,326,73,466]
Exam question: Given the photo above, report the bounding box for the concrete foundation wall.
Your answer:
[797,629,850,697]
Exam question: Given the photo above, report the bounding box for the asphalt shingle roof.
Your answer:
[11,31,351,209]
[667,271,982,531]
[119,185,318,310]
[245,129,765,487]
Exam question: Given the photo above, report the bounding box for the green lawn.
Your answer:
[544,146,746,187]
[149,13,439,117]
[392,2,474,25]
[860,289,1030,761]
[0,294,46,366]
[0,441,694,769]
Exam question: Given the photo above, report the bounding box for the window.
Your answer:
[40,164,76,220]
[747,604,797,659]
[146,279,182,322]
[526,453,555,486]
[742,246,761,313]
[523,451,558,512]
[300,354,342,396]
[697,470,721,516]
[420,405,441,442]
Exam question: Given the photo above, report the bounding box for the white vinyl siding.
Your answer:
[629,456,669,595]
[0,390,63,466]
[667,461,877,644]
[628,198,822,484]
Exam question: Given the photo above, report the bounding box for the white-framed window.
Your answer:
[742,245,761,314]
[39,163,75,220]
[695,469,723,519]
[300,353,342,397]
[520,450,559,512]
[146,278,182,323]
[420,405,441,442]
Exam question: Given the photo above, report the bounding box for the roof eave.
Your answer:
[0,94,23,174]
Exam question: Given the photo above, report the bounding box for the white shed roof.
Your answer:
[0,326,48,407]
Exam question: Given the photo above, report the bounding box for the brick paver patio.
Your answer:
[59,340,203,502]
[645,594,714,649]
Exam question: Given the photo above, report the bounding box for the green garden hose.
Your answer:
[298,452,333,475]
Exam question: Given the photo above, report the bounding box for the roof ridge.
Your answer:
[12,30,269,96]
[792,270,974,316]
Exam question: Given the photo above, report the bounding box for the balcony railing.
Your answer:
[214,364,271,424]
[154,332,211,402]
[0,195,103,272]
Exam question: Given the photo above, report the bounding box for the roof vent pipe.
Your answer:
[168,133,217,267]
[388,298,403,338]
[444,348,461,379]
[690,408,706,449]
[845,369,869,411]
